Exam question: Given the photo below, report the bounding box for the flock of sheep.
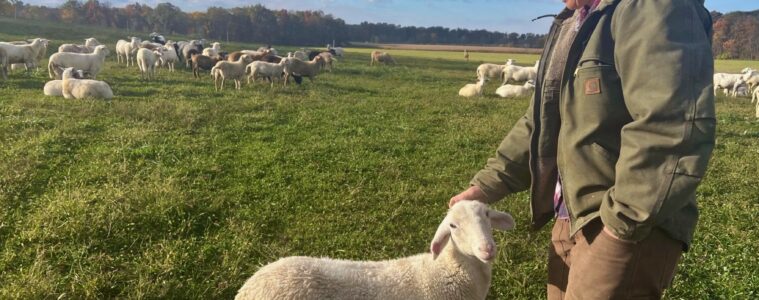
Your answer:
[0,33,369,100]
[714,68,759,118]
[459,59,539,99]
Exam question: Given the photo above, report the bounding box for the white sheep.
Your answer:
[501,60,539,85]
[61,67,113,100]
[156,42,179,72]
[9,38,49,72]
[459,78,486,98]
[136,48,163,80]
[58,37,101,53]
[742,69,759,91]
[203,42,222,58]
[0,38,48,75]
[292,50,308,61]
[476,63,505,83]
[116,37,141,67]
[731,79,750,98]
[495,81,536,98]
[43,68,87,96]
[48,45,109,79]
[714,72,744,96]
[246,60,286,87]
[235,201,515,300]
[211,55,254,91]
[257,47,278,56]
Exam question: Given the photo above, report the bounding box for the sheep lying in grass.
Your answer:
[43,68,87,96]
[283,56,324,86]
[459,78,486,98]
[0,38,48,75]
[211,55,254,91]
[246,60,286,87]
[235,201,515,300]
[61,67,113,100]
[136,48,163,80]
[501,60,539,85]
[495,81,536,98]
[58,37,101,53]
[48,45,109,79]
[370,51,396,66]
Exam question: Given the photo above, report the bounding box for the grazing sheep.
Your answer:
[191,53,219,79]
[9,38,49,72]
[235,201,515,300]
[476,63,506,83]
[0,38,48,75]
[203,42,222,58]
[370,51,396,66]
[136,48,163,80]
[61,67,113,100]
[495,81,536,98]
[317,52,337,72]
[156,42,179,72]
[58,37,101,53]
[246,60,286,87]
[459,78,486,98]
[501,60,539,85]
[43,68,87,96]
[283,56,324,86]
[0,48,7,80]
[714,72,744,96]
[48,45,109,79]
[211,55,255,91]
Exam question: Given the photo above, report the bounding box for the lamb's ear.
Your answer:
[489,210,515,231]
[430,216,451,260]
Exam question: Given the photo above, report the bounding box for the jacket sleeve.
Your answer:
[601,0,716,241]
[470,102,534,203]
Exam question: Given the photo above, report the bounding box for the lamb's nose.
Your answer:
[479,244,494,257]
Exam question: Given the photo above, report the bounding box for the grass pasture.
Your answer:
[1,17,759,299]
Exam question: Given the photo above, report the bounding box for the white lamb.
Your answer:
[0,38,48,75]
[43,68,87,97]
[475,63,505,83]
[58,37,101,53]
[61,67,113,100]
[9,38,49,72]
[48,45,109,79]
[496,81,536,98]
[235,201,515,300]
[459,78,486,98]
[136,48,163,80]
[742,69,759,91]
[156,43,179,72]
[202,42,222,59]
[246,60,286,87]
[211,55,254,91]
[714,72,744,96]
[502,60,539,85]
[116,37,141,67]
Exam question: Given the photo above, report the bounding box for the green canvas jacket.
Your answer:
[471,0,715,248]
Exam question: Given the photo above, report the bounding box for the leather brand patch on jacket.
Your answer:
[585,77,601,95]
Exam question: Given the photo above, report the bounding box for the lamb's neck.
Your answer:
[433,240,492,297]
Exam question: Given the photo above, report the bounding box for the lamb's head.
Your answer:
[430,201,514,263]
[61,67,77,80]
[85,38,100,47]
[94,45,110,56]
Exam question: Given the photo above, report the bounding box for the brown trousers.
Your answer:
[547,219,683,300]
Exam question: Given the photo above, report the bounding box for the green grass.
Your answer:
[1,16,758,299]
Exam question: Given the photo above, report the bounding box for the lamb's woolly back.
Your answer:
[61,67,113,100]
[235,201,515,300]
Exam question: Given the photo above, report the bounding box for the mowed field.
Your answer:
[1,17,759,299]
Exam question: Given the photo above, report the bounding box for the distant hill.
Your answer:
[711,10,759,59]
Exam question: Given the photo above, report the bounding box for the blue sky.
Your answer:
[27,0,759,33]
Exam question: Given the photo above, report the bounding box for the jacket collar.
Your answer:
[556,0,619,21]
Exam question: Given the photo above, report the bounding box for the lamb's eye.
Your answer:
[449,223,458,229]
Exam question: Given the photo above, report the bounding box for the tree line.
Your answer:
[0,1,756,59]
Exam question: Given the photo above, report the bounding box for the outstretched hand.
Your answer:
[449,185,487,207]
